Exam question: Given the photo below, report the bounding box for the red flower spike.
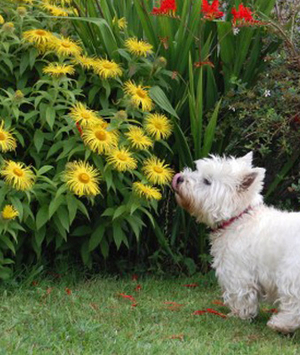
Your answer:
[119,293,137,305]
[201,0,224,20]
[152,0,177,16]
[231,4,261,27]
[183,283,199,288]
[194,61,215,68]
[76,122,83,136]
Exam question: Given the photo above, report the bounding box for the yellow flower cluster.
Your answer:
[11,19,174,200]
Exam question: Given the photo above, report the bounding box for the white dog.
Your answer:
[172,152,300,334]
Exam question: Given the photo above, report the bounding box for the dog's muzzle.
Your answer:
[172,173,184,192]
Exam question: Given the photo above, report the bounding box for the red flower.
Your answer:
[152,0,177,16]
[201,0,224,20]
[194,61,215,68]
[76,122,83,136]
[231,4,260,26]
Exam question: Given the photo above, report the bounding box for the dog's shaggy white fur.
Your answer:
[172,152,300,333]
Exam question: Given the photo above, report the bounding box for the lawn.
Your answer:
[0,274,299,354]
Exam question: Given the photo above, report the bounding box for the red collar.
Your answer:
[213,207,252,233]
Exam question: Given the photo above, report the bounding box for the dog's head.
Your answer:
[172,152,265,227]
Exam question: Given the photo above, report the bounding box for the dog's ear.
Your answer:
[238,152,253,167]
[239,167,265,191]
[240,172,257,190]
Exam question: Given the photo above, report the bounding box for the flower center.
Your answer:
[102,62,114,69]
[153,166,163,174]
[36,30,47,36]
[78,173,90,183]
[136,88,146,99]
[13,168,24,177]
[95,130,107,141]
[154,122,163,130]
[117,153,128,162]
[61,41,71,48]
[0,132,6,141]
[81,112,91,119]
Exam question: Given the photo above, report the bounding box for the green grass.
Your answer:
[0,274,299,354]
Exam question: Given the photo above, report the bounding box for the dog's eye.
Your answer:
[203,178,211,186]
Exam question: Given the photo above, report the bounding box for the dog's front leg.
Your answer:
[223,287,259,320]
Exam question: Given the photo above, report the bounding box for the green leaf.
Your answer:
[66,194,78,225]
[149,86,179,119]
[89,224,105,251]
[81,240,92,268]
[113,205,127,220]
[112,222,125,250]
[71,225,92,237]
[56,205,70,232]
[1,236,15,254]
[49,196,64,219]
[34,129,44,153]
[36,205,49,230]
[37,165,53,175]
[202,99,222,157]
[46,106,56,130]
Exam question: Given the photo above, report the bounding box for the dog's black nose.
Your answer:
[172,173,184,191]
[177,176,184,184]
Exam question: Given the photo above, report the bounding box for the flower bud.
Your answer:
[17,7,27,16]
[156,56,167,68]
[2,22,14,33]
[114,110,128,121]
[14,90,24,101]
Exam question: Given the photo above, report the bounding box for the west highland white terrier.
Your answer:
[172,152,300,333]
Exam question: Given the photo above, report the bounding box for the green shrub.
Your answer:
[0,1,176,279]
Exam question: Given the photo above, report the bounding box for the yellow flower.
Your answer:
[0,160,35,191]
[43,3,69,17]
[73,55,96,70]
[43,63,75,77]
[63,160,101,197]
[0,15,5,24]
[124,80,153,112]
[142,156,174,185]
[82,125,119,155]
[113,16,127,30]
[0,121,17,152]
[125,126,153,150]
[69,102,100,127]
[92,59,122,79]
[23,29,54,46]
[50,37,82,57]
[133,181,162,200]
[125,38,153,57]
[1,205,19,220]
[107,147,137,172]
[144,113,172,140]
